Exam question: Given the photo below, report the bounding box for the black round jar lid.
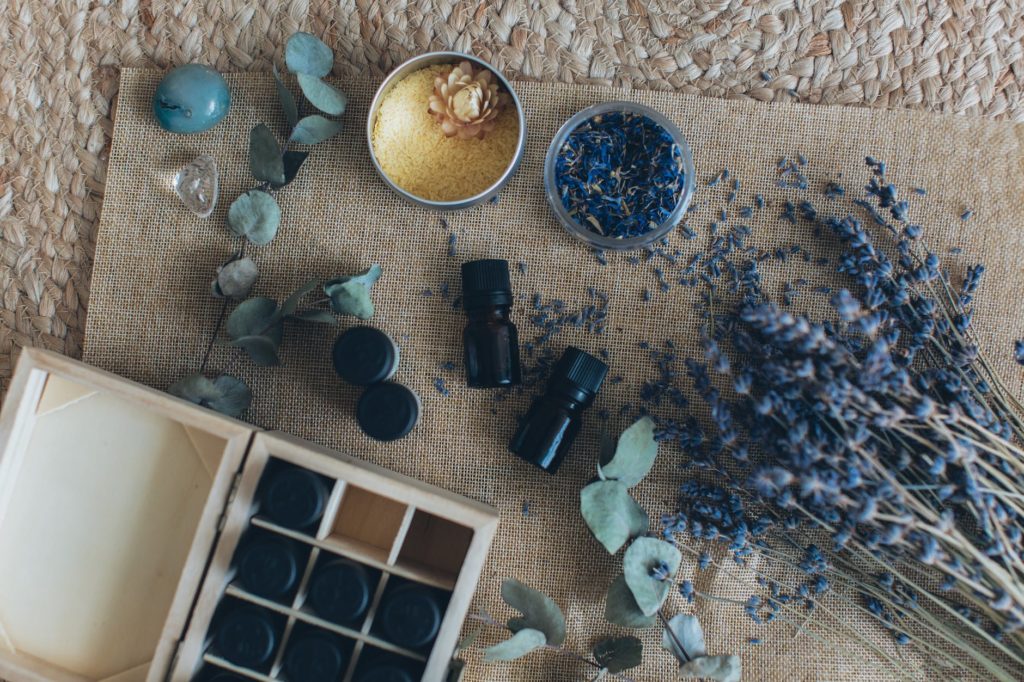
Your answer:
[379,583,442,648]
[333,326,399,386]
[207,671,247,682]
[283,633,346,682]
[261,466,328,530]
[356,663,415,682]
[308,559,371,624]
[236,535,299,598]
[214,607,276,668]
[357,383,420,442]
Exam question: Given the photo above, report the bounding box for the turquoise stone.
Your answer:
[153,64,230,134]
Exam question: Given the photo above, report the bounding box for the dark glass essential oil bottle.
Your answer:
[508,346,609,474]
[461,259,522,388]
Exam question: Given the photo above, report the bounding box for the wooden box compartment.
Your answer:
[0,350,499,682]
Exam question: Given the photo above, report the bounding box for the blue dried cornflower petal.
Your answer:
[1014,340,1024,365]
[680,580,695,603]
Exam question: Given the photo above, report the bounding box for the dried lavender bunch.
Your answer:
[660,158,1024,679]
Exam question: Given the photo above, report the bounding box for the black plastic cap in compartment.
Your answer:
[283,631,347,682]
[357,383,420,442]
[461,259,512,309]
[333,326,399,386]
[261,466,329,530]
[308,559,372,625]
[550,346,608,399]
[214,607,278,669]
[378,583,443,649]
[235,534,300,599]
[355,663,416,682]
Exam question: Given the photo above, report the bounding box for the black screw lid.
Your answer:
[356,663,415,682]
[550,346,609,397]
[333,326,399,386]
[236,534,300,599]
[261,466,328,530]
[379,583,443,649]
[357,383,420,441]
[461,259,512,308]
[207,672,247,682]
[308,559,372,625]
[283,632,346,682]
[214,607,277,668]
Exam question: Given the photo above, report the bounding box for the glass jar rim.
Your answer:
[543,101,696,251]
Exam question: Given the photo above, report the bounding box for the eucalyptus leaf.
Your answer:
[227,190,281,245]
[168,374,221,403]
[167,374,251,417]
[599,416,658,487]
[678,655,742,682]
[482,628,546,662]
[605,574,656,628]
[285,31,333,77]
[501,578,566,646]
[226,297,280,340]
[279,278,319,318]
[662,614,707,664]
[230,334,281,366]
[213,256,258,299]
[324,264,382,319]
[207,375,253,417]
[290,309,337,325]
[249,123,284,185]
[580,480,648,554]
[592,636,643,673]
[290,115,343,145]
[270,150,309,189]
[297,73,348,116]
[623,537,682,616]
[272,64,298,128]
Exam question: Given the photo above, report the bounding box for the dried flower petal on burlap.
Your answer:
[428,61,509,140]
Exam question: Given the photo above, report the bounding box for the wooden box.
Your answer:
[0,350,499,682]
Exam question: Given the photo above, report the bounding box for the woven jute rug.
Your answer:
[81,66,1024,681]
[1,1,1024,393]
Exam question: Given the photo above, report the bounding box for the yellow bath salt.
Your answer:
[372,64,519,202]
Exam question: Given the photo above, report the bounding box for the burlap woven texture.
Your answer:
[81,68,1024,680]
[2,1,1024,392]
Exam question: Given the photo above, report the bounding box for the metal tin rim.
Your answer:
[366,51,527,211]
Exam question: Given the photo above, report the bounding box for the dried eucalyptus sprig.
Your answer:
[467,420,740,680]
[467,578,642,681]
[170,32,355,418]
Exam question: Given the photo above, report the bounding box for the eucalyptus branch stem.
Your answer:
[200,298,229,374]
[657,609,690,662]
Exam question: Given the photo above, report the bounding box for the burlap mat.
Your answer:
[3,2,1024,394]
[81,68,1024,680]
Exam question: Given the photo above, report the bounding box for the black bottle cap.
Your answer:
[308,559,371,624]
[333,326,399,385]
[236,534,299,598]
[283,632,346,682]
[261,466,328,530]
[356,663,415,682]
[461,259,512,308]
[207,673,247,682]
[379,583,442,649]
[357,383,420,441]
[550,346,609,398]
[214,607,277,668]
